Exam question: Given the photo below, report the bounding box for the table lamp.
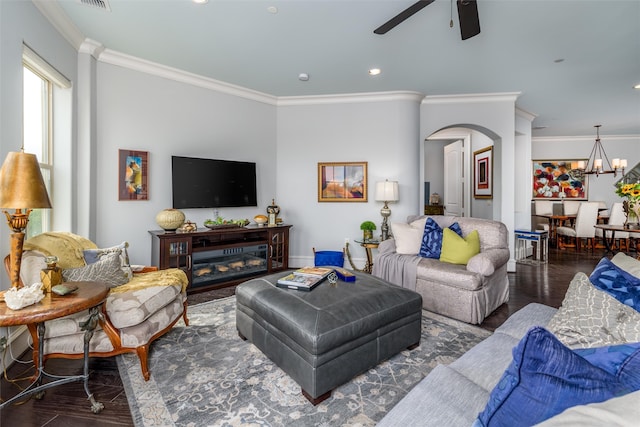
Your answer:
[0,150,52,289]
[375,180,399,241]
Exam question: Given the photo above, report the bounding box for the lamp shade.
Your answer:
[0,151,52,209]
[375,180,399,202]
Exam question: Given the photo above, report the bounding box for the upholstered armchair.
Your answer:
[4,232,188,380]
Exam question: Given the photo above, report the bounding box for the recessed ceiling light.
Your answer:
[369,68,381,76]
[192,0,208,4]
[267,6,278,14]
[298,73,309,81]
[634,83,640,89]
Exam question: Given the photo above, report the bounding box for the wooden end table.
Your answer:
[0,281,109,413]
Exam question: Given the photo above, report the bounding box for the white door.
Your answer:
[444,140,464,216]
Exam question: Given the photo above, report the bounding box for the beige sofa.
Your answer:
[372,215,509,324]
[8,232,189,381]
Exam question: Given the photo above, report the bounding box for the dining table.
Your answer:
[533,213,609,248]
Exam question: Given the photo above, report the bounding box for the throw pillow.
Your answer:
[418,218,463,259]
[574,343,640,388]
[546,272,640,349]
[390,222,423,255]
[589,257,640,311]
[474,327,639,427]
[62,252,129,287]
[440,228,480,265]
[611,252,640,278]
[83,241,133,281]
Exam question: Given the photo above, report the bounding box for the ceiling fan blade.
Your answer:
[457,0,481,40]
[374,0,436,35]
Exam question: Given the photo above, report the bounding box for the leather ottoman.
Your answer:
[235,270,423,404]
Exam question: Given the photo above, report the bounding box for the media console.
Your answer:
[149,225,291,293]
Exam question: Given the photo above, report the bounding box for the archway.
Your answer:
[423,125,501,220]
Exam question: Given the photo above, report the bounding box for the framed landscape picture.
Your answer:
[473,147,493,199]
[318,162,368,202]
[119,149,149,201]
[532,159,588,200]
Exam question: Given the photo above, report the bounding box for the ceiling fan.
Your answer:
[374,0,480,40]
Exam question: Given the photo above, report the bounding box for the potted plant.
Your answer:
[360,221,377,241]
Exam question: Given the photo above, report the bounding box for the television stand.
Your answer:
[149,225,291,293]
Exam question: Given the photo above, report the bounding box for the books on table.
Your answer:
[276,267,333,291]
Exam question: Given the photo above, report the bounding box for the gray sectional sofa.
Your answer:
[373,215,510,324]
[378,252,640,426]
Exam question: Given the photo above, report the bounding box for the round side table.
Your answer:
[0,281,109,413]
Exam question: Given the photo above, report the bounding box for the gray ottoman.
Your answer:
[235,270,423,404]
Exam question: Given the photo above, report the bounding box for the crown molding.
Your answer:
[97,49,279,105]
[516,107,537,122]
[277,91,425,107]
[422,92,521,105]
[78,39,105,58]
[533,135,640,143]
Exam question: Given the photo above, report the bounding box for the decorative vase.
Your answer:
[363,230,374,241]
[155,208,185,231]
[623,200,640,230]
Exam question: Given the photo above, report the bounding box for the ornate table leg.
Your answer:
[345,242,376,273]
[79,306,105,413]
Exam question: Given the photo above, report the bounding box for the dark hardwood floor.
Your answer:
[0,248,607,426]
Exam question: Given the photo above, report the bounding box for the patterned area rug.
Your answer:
[117,296,491,427]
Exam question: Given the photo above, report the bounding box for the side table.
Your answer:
[345,240,380,273]
[515,229,548,264]
[0,281,109,413]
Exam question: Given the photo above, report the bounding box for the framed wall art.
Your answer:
[532,159,588,200]
[473,146,493,199]
[119,149,149,201]
[318,162,368,202]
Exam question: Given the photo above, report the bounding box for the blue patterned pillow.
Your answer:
[589,257,640,311]
[474,327,639,427]
[419,218,463,259]
[574,342,640,387]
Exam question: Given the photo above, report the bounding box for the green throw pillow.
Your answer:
[440,228,480,265]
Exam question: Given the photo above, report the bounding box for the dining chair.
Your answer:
[556,202,599,251]
[533,200,554,232]
[561,199,583,227]
[595,203,630,251]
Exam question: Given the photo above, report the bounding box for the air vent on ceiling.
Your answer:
[77,0,111,12]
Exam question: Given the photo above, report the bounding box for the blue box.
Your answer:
[335,268,356,282]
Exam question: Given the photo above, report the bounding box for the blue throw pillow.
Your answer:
[589,257,640,311]
[419,218,463,259]
[474,327,639,427]
[574,343,640,388]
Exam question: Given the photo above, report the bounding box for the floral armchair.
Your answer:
[4,232,188,380]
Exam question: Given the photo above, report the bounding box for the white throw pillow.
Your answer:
[391,223,423,255]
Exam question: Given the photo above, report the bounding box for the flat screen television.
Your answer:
[171,156,257,209]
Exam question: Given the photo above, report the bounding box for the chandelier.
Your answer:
[571,125,626,178]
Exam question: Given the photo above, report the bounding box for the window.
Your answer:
[22,45,71,238]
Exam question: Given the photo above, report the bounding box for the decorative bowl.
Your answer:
[254,215,268,225]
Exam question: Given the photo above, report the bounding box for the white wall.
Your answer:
[276,93,423,266]
[92,62,278,265]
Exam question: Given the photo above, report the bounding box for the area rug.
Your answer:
[117,296,491,427]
